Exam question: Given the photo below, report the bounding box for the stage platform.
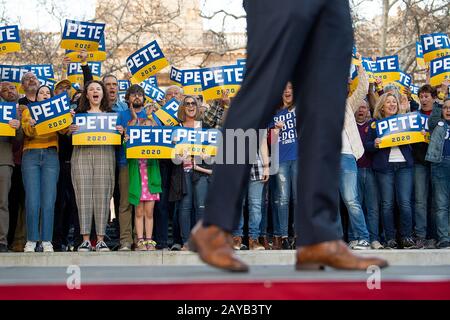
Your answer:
[0,251,449,300]
[0,249,449,267]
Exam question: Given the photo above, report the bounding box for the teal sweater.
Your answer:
[128,158,162,206]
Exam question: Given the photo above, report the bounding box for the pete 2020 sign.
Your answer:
[126,126,219,159]
[0,102,17,136]
[72,113,121,145]
[61,20,105,52]
[200,64,245,101]
[126,41,169,83]
[67,62,102,85]
[65,35,106,62]
[420,33,450,63]
[170,67,202,95]
[0,25,21,54]
[154,98,180,127]
[373,55,400,84]
[375,112,427,148]
[429,55,450,87]
[28,92,72,135]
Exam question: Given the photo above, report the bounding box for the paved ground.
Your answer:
[0,265,449,285]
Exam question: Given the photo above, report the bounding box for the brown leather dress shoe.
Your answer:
[296,240,389,270]
[189,221,249,272]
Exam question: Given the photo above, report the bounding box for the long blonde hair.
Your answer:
[373,93,401,120]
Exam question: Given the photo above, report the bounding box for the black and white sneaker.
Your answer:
[353,240,371,250]
[95,241,110,252]
[385,239,398,249]
[437,241,450,249]
[401,237,415,249]
[77,240,92,252]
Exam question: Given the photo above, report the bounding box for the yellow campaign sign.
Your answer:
[0,102,17,136]
[174,144,217,157]
[72,113,121,145]
[200,65,244,101]
[202,84,241,101]
[378,131,426,148]
[0,123,15,136]
[127,145,174,159]
[65,50,106,62]
[28,93,72,135]
[72,132,121,145]
[126,41,169,83]
[429,56,450,87]
[154,109,179,127]
[35,113,72,136]
[373,55,400,85]
[375,112,426,148]
[0,25,21,54]
[420,33,450,63]
[61,20,105,52]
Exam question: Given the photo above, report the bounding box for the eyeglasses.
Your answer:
[185,101,197,106]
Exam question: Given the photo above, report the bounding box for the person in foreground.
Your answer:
[189,0,388,272]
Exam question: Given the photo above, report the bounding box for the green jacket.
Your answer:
[128,158,162,206]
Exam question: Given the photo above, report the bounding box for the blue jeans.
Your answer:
[193,175,209,223]
[375,163,413,241]
[431,158,450,244]
[339,154,369,242]
[259,183,270,237]
[414,163,431,239]
[273,160,297,237]
[234,180,265,239]
[178,170,194,244]
[22,148,60,242]
[356,167,381,242]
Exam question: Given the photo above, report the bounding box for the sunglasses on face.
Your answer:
[185,101,197,106]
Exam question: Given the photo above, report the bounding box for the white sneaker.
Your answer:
[348,240,358,249]
[353,240,371,250]
[24,241,37,253]
[42,242,54,253]
[371,241,384,250]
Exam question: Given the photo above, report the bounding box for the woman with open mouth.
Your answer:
[69,80,117,253]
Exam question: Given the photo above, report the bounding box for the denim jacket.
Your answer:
[425,103,448,163]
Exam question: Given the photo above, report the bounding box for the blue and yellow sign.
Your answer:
[429,55,450,87]
[416,41,426,69]
[118,80,130,103]
[139,78,165,102]
[361,57,376,83]
[61,20,105,52]
[24,64,54,79]
[0,25,21,54]
[65,35,106,62]
[376,112,427,148]
[126,126,175,159]
[410,84,420,103]
[0,65,28,92]
[200,64,245,101]
[349,63,359,95]
[28,92,72,135]
[395,71,412,91]
[420,33,450,63]
[67,62,102,86]
[173,127,219,157]
[72,113,120,145]
[0,102,17,136]
[126,41,169,83]
[373,55,400,84]
[170,67,202,95]
[154,98,180,127]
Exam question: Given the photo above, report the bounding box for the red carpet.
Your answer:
[1,281,449,300]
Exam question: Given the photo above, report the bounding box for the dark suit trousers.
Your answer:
[204,0,353,246]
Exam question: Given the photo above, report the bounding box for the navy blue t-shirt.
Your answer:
[117,108,148,167]
[443,125,450,157]
[272,107,298,163]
